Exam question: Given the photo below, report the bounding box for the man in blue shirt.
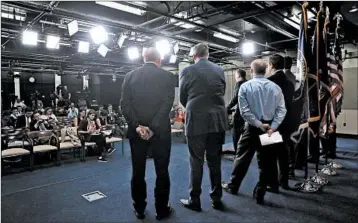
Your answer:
[222,59,287,205]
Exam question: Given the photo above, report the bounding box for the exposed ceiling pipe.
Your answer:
[254,17,297,39]
[1,1,60,48]
[268,38,299,45]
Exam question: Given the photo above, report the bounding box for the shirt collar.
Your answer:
[253,74,265,78]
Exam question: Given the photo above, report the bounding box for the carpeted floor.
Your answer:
[1,135,358,223]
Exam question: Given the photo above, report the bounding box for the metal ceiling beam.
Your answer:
[1,1,60,48]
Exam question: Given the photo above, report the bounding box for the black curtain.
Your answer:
[1,71,15,110]
[96,75,124,107]
[20,73,55,107]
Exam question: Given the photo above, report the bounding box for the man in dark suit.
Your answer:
[120,47,175,220]
[267,54,295,189]
[179,43,229,211]
[227,69,247,154]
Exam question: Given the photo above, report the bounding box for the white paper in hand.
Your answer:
[259,132,283,146]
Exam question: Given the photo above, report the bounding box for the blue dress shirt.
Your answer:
[238,74,287,130]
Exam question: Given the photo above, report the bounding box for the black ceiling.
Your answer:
[1,1,357,76]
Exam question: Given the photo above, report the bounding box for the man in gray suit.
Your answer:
[179,43,229,211]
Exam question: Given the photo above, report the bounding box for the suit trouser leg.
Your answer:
[232,118,244,153]
[151,134,171,214]
[205,132,225,202]
[129,137,149,213]
[187,134,207,204]
[255,145,274,198]
[228,124,258,191]
[277,135,289,185]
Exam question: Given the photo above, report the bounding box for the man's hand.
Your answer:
[267,128,275,137]
[259,124,270,132]
[136,125,154,140]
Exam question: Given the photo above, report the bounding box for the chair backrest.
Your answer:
[27,130,54,139]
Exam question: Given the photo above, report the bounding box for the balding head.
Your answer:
[143,47,161,66]
[250,59,267,76]
[189,43,209,63]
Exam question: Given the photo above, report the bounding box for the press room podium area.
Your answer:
[1,1,358,223]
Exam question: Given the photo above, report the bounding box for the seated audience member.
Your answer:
[16,105,24,116]
[170,105,179,124]
[8,108,18,128]
[99,110,108,126]
[173,107,185,129]
[14,98,26,109]
[44,107,58,125]
[67,102,79,122]
[74,109,86,127]
[30,112,51,131]
[107,104,116,124]
[24,108,33,128]
[78,110,109,162]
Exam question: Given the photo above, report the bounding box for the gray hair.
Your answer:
[251,59,267,75]
[189,43,209,58]
[143,47,161,63]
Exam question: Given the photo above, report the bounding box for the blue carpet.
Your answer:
[1,137,358,223]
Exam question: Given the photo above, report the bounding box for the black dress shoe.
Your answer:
[212,201,224,210]
[222,183,238,195]
[156,205,172,221]
[180,199,202,212]
[253,186,264,205]
[133,210,145,219]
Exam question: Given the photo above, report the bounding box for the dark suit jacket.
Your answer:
[179,59,229,136]
[227,79,247,120]
[120,63,175,138]
[268,70,295,135]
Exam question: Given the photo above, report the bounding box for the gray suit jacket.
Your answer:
[179,59,229,136]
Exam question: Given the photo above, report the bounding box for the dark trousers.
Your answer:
[271,133,290,187]
[187,132,225,203]
[321,130,337,156]
[228,122,276,195]
[232,116,245,154]
[129,133,171,214]
[88,134,108,158]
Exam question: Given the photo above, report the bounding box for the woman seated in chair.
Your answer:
[78,110,110,162]
[173,107,186,129]
[44,107,58,127]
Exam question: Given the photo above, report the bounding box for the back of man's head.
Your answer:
[190,43,209,61]
[269,54,284,70]
[284,56,293,70]
[143,47,161,66]
[237,69,246,79]
[251,59,267,75]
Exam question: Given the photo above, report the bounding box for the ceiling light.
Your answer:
[96,1,146,16]
[97,44,109,57]
[349,6,358,13]
[213,32,239,43]
[90,26,108,44]
[118,34,127,48]
[78,41,90,53]
[22,30,38,46]
[46,35,60,49]
[242,42,255,55]
[68,20,79,36]
[128,47,139,60]
[169,55,177,64]
[156,39,171,59]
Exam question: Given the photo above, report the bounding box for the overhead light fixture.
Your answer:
[261,50,271,55]
[118,34,127,48]
[128,47,139,60]
[78,41,90,53]
[242,42,255,55]
[97,44,109,57]
[46,35,60,49]
[68,20,79,36]
[22,30,38,46]
[90,26,108,44]
[112,74,117,82]
[213,32,239,43]
[95,1,146,16]
[349,6,358,13]
[156,39,171,59]
[174,42,179,55]
[169,55,177,64]
[284,18,300,30]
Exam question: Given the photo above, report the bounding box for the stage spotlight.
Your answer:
[22,30,38,46]
[90,26,108,44]
[78,41,90,53]
[242,42,255,55]
[128,47,139,60]
[68,20,79,36]
[169,55,177,64]
[156,39,171,59]
[118,34,127,48]
[97,44,109,57]
[46,35,60,49]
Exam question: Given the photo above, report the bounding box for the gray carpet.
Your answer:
[1,137,358,223]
